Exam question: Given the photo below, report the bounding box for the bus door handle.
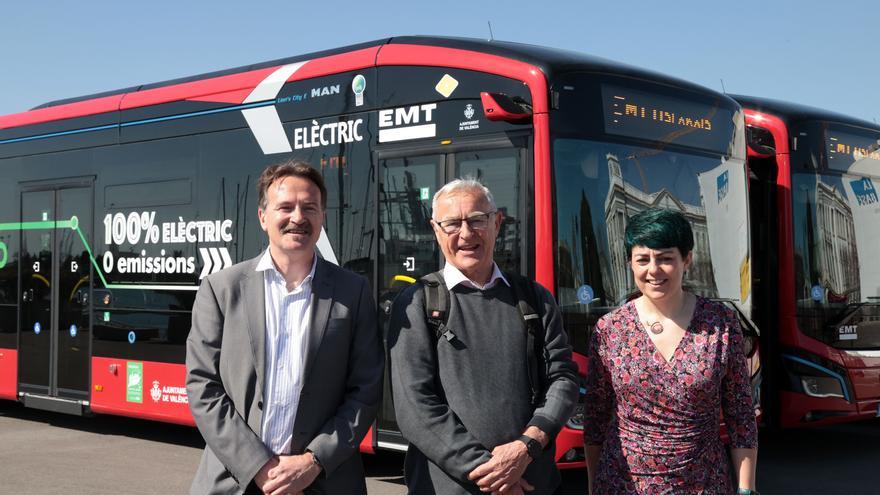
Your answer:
[75,289,89,305]
[22,289,34,303]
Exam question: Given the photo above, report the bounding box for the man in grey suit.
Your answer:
[186,160,383,495]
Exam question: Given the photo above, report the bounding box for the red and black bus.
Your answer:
[0,36,759,467]
[735,95,880,427]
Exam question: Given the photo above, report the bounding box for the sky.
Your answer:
[1,0,878,124]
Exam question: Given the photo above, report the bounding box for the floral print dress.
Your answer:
[583,296,757,494]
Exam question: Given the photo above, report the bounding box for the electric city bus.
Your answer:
[0,36,759,467]
[734,95,880,428]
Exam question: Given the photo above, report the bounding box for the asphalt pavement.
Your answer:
[1,400,878,494]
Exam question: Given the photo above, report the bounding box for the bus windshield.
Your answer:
[551,75,748,353]
[791,121,880,349]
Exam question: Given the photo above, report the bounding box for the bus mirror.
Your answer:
[480,92,532,122]
[746,125,776,157]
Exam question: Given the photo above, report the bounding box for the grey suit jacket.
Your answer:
[186,255,383,494]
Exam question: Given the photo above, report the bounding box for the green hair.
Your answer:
[624,208,694,258]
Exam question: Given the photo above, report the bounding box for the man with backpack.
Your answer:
[388,178,579,495]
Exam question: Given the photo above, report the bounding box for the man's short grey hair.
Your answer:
[431,178,497,220]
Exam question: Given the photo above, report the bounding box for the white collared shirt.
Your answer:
[256,249,317,454]
[443,262,509,291]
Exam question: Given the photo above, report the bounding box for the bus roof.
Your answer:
[27,35,722,114]
[732,94,880,132]
[33,38,392,110]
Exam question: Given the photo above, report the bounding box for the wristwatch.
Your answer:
[517,435,542,460]
[736,489,760,495]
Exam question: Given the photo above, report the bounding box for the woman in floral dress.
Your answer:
[583,209,758,495]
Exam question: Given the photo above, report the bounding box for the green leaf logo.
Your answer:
[352,75,366,95]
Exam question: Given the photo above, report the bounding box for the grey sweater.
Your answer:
[389,279,579,495]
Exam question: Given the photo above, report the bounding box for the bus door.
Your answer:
[374,135,528,450]
[19,181,93,412]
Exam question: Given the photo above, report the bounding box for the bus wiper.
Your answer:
[830,299,880,326]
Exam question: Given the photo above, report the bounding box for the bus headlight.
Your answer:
[801,376,845,399]
[783,353,850,402]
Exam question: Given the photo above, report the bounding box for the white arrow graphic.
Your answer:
[242,62,306,155]
[219,247,232,270]
[317,227,339,265]
[209,247,223,275]
[199,248,212,279]
[199,247,234,279]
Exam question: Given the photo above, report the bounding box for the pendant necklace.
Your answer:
[644,320,665,335]
[642,295,691,336]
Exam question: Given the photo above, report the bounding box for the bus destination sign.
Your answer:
[601,84,736,154]
[826,128,880,172]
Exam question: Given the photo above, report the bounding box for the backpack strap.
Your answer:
[421,269,546,407]
[507,272,546,408]
[420,271,452,341]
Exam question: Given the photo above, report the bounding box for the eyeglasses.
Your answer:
[434,211,497,234]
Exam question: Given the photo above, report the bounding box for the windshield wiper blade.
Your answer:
[831,299,880,325]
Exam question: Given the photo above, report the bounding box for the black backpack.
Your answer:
[418,270,547,407]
